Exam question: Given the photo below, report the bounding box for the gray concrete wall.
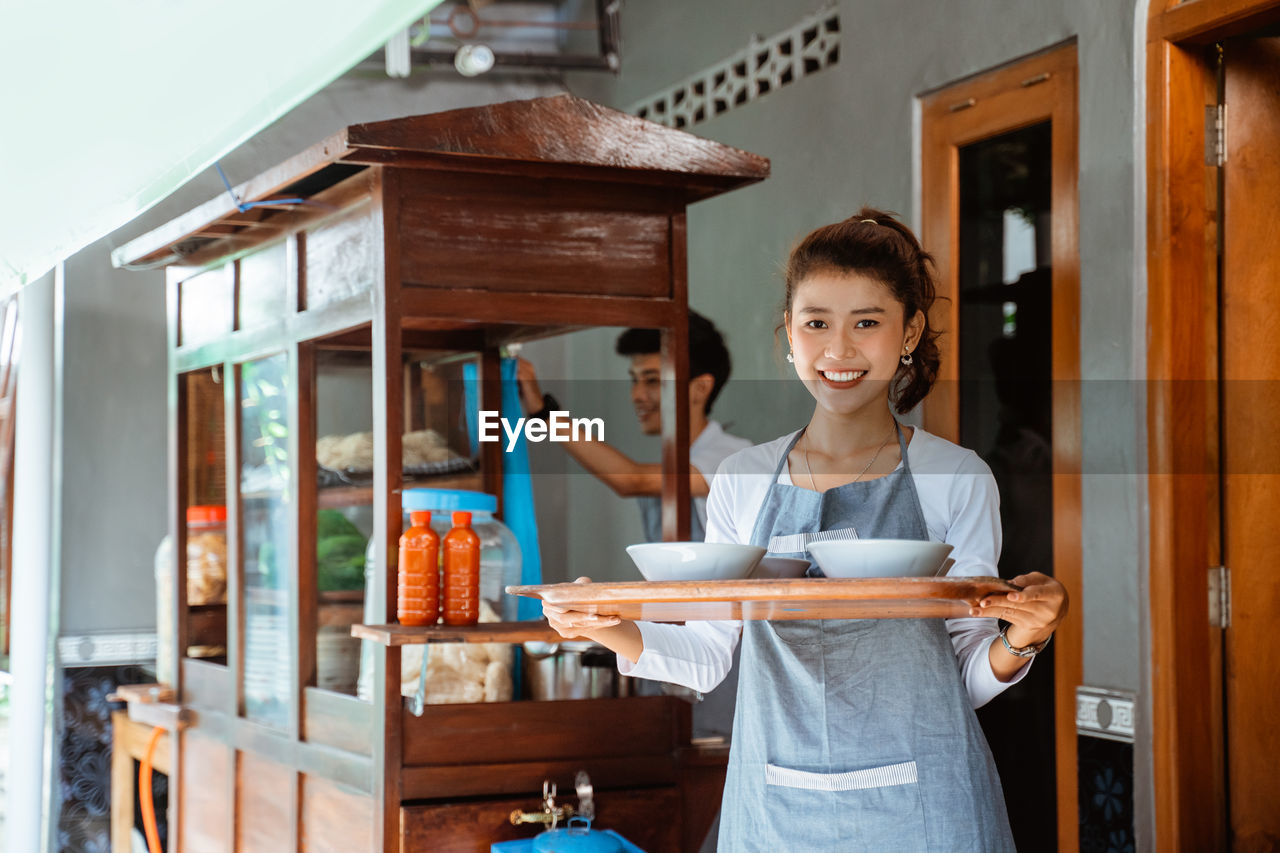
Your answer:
[58,250,169,633]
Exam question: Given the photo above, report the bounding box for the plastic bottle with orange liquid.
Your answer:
[397,510,440,626]
[442,511,481,627]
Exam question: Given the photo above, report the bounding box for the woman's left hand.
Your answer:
[972,571,1068,646]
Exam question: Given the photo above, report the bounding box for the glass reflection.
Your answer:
[240,353,292,729]
[315,349,375,700]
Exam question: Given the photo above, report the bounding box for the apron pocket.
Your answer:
[766,760,917,791]
[766,618,824,646]
[763,761,928,852]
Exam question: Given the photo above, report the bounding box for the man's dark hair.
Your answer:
[615,311,732,415]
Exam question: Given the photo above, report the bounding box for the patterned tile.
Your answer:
[58,665,168,853]
[1078,735,1135,853]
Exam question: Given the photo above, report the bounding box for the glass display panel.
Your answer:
[240,353,293,729]
[314,349,374,699]
[312,346,484,705]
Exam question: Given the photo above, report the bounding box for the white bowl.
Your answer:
[625,542,767,582]
[806,539,954,579]
[749,556,812,580]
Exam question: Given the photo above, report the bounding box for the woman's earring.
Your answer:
[900,350,913,366]
[786,351,795,364]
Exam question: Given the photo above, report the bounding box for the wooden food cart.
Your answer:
[113,95,768,852]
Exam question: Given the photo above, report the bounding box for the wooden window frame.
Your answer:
[920,43,1082,852]
[1146,1,1280,850]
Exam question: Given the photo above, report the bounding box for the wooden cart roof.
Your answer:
[113,94,771,270]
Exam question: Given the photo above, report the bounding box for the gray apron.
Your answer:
[718,425,1014,852]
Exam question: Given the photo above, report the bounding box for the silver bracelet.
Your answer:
[999,623,1051,658]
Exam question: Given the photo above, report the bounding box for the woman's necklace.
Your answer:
[802,423,897,491]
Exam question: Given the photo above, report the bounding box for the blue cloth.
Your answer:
[463,359,544,620]
[490,829,646,853]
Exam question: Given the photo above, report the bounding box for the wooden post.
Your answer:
[661,212,692,541]
[371,166,404,853]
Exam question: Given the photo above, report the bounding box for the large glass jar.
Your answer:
[153,505,229,685]
[185,505,229,604]
[355,489,522,703]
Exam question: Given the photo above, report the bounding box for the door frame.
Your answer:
[919,42,1082,852]
[1145,1,1280,850]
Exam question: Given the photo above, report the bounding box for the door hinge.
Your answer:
[1209,565,1231,628]
[1205,104,1227,167]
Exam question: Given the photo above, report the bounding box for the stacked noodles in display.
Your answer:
[317,428,460,471]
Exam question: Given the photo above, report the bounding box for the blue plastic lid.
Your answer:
[403,488,497,514]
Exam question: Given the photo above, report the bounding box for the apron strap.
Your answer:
[893,419,912,475]
[772,430,805,479]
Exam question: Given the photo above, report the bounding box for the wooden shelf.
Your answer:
[241,472,484,507]
[109,683,194,731]
[352,620,561,646]
[317,470,483,509]
[189,602,227,647]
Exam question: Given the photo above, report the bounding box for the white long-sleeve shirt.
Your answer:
[619,426,1031,709]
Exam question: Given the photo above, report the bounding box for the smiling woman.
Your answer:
[543,208,1069,851]
[783,213,941,420]
[787,270,921,422]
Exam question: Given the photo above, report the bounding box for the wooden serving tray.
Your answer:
[506,577,1018,622]
[350,621,562,646]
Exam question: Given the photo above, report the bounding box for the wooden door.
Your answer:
[1220,35,1280,852]
[921,44,1081,852]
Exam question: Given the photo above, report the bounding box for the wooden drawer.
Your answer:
[401,696,688,799]
[401,785,681,853]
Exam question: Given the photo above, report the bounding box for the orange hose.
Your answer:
[139,726,165,853]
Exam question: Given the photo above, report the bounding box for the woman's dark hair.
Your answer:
[615,310,732,415]
[782,207,941,415]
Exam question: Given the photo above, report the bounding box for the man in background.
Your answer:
[517,310,751,543]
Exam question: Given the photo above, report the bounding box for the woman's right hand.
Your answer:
[542,576,622,639]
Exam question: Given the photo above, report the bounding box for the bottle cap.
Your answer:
[451,511,472,527]
[409,510,432,526]
[403,488,497,513]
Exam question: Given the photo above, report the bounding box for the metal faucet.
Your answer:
[508,780,575,829]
